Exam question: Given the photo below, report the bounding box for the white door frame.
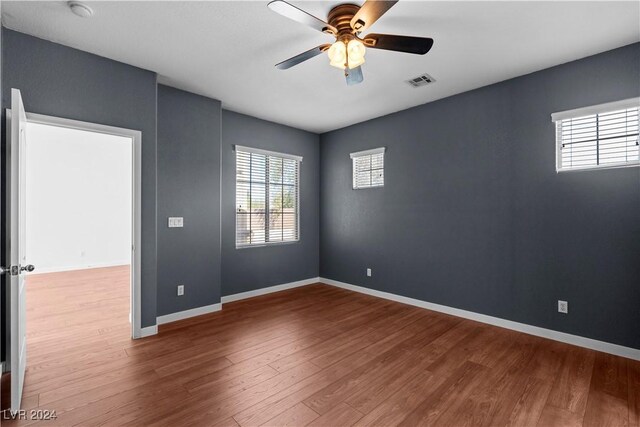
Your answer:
[25,112,143,339]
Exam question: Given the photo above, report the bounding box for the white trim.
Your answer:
[350,147,386,158]
[233,145,303,163]
[551,97,640,122]
[139,325,157,338]
[26,112,143,341]
[320,277,640,361]
[156,303,222,325]
[552,100,640,173]
[556,161,639,173]
[25,261,130,275]
[222,277,320,304]
[236,240,300,249]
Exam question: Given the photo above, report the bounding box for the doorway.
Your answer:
[2,89,143,413]
[24,113,142,341]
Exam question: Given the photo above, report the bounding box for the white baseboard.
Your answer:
[28,261,130,275]
[221,277,320,304]
[321,277,640,361]
[156,303,222,325]
[150,277,319,330]
[138,325,157,338]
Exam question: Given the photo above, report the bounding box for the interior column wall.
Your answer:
[156,85,222,316]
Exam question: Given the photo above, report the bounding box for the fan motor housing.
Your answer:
[328,4,360,40]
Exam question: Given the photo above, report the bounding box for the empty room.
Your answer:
[0,1,638,426]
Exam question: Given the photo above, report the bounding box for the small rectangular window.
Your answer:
[552,98,639,172]
[351,147,385,189]
[235,146,301,248]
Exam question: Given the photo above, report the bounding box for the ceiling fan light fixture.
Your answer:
[270,0,432,85]
[347,39,366,69]
[328,41,347,69]
[328,39,366,70]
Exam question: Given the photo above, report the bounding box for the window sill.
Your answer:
[556,162,639,173]
[236,240,300,250]
[353,185,384,190]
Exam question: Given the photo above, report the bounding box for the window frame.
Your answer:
[351,147,386,190]
[234,145,302,249]
[552,98,640,173]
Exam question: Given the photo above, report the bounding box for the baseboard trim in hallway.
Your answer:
[321,277,640,361]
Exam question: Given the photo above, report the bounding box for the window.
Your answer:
[235,146,301,247]
[552,98,639,172]
[351,147,386,189]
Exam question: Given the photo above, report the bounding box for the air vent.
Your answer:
[406,73,436,88]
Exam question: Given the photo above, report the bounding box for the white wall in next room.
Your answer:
[26,122,132,273]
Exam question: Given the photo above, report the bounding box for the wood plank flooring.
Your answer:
[1,265,638,426]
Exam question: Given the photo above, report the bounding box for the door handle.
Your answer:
[20,265,35,273]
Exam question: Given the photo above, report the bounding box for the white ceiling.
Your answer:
[2,1,639,133]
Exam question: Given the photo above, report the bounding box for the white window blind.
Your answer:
[552,98,639,172]
[351,147,385,189]
[235,146,301,247]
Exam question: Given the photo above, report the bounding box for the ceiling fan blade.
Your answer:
[276,44,331,70]
[346,66,364,86]
[350,0,398,32]
[362,34,434,55]
[268,0,337,35]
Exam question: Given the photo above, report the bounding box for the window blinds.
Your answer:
[553,99,639,171]
[351,147,385,189]
[235,147,300,247]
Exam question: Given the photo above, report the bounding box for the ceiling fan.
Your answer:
[268,0,434,86]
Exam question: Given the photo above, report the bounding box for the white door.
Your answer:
[7,88,33,411]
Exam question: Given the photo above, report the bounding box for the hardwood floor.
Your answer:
[1,265,638,426]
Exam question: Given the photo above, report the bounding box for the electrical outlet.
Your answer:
[558,300,568,314]
[177,285,184,296]
[367,268,372,277]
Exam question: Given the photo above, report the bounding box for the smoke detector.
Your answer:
[68,1,94,18]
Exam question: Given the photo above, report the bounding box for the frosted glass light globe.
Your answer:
[347,39,366,69]
[328,41,347,70]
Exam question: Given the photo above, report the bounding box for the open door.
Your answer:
[6,88,34,411]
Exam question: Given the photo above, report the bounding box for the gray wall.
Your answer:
[1,29,158,330]
[157,85,222,315]
[320,42,640,349]
[221,110,320,296]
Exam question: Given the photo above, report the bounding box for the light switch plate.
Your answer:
[168,217,184,228]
